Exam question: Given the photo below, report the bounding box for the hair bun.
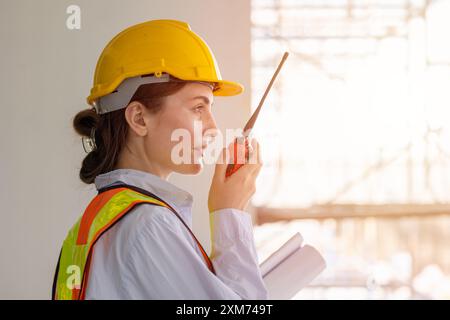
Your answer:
[73,108,100,137]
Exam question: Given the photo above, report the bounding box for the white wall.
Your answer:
[0,0,251,299]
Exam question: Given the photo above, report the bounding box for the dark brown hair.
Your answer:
[73,78,188,184]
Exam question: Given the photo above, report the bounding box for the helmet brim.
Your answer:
[212,79,244,96]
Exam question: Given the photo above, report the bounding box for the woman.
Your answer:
[52,19,267,300]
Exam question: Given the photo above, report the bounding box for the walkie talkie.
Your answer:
[225,52,289,177]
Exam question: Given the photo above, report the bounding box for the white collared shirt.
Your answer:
[84,169,268,299]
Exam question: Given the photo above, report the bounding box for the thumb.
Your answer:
[213,144,232,181]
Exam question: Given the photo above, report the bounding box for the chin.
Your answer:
[175,162,204,175]
[190,163,203,175]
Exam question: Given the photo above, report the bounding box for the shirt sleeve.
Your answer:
[209,208,268,299]
[121,207,268,300]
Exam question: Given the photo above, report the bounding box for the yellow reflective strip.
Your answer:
[55,188,169,299]
[87,189,168,244]
[56,215,84,300]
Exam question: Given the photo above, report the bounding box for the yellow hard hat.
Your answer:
[87,19,244,113]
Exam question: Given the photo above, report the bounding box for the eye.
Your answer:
[194,105,204,113]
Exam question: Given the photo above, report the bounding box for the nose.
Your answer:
[203,109,218,140]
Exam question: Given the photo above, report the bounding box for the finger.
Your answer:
[247,139,263,177]
[256,139,263,165]
[247,138,260,166]
[213,142,234,181]
[229,140,260,180]
[233,137,248,165]
[228,160,255,181]
[213,148,227,181]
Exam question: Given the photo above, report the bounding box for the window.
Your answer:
[252,0,450,299]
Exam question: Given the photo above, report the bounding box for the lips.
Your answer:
[192,145,207,159]
[193,144,208,151]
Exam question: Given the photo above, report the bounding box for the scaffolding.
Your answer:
[251,0,450,299]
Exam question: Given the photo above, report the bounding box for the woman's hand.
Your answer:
[208,138,263,212]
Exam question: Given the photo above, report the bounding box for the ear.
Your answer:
[124,101,149,137]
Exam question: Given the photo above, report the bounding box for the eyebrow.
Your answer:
[191,96,214,106]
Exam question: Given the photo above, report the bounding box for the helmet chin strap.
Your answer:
[93,73,216,115]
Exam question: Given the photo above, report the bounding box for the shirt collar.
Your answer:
[94,169,194,224]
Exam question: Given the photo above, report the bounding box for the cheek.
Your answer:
[156,110,198,151]
[171,111,200,144]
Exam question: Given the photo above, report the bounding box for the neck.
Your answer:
[115,151,171,181]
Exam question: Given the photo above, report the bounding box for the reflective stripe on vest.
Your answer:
[52,184,215,300]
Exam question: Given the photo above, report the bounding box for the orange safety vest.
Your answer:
[52,184,215,300]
